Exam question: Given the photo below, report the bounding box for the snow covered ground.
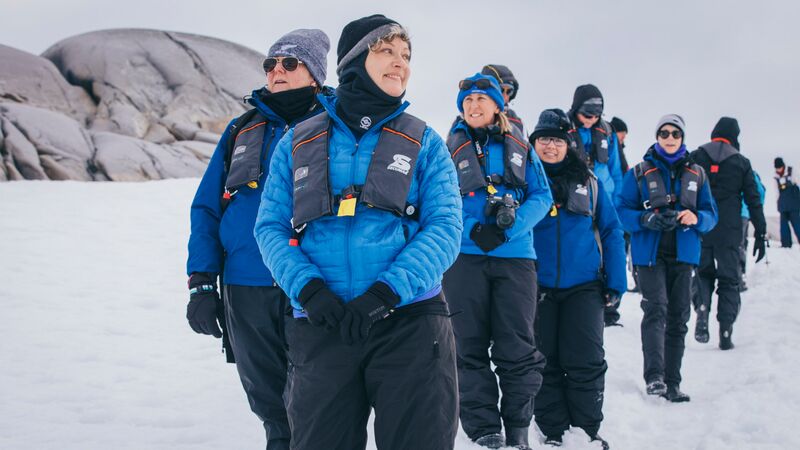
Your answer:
[2,179,799,450]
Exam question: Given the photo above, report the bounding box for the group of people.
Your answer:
[184,14,795,450]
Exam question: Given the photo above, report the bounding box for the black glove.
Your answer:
[470,223,507,253]
[298,279,345,330]
[641,209,678,231]
[604,289,621,309]
[753,232,767,263]
[186,272,223,338]
[339,282,399,345]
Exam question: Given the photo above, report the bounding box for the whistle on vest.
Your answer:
[247,181,258,189]
[550,205,558,217]
[487,184,498,195]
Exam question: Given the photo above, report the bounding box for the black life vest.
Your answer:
[553,173,604,267]
[506,108,525,135]
[568,120,612,166]
[447,126,529,196]
[633,159,705,212]
[290,111,427,230]
[224,109,268,193]
[776,166,795,191]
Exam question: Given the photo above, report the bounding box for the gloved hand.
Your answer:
[298,279,346,330]
[604,289,621,309]
[186,272,223,338]
[641,209,678,231]
[340,282,399,345]
[753,232,767,263]
[470,223,507,253]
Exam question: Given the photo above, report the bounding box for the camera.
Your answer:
[484,193,519,229]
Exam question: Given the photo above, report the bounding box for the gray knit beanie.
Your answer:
[655,114,686,137]
[268,29,330,86]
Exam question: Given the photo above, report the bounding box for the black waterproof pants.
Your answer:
[637,259,693,387]
[780,210,800,247]
[696,245,741,327]
[534,281,607,438]
[223,285,290,450]
[443,254,546,440]
[284,302,458,450]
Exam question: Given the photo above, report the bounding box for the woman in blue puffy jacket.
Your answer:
[442,73,552,450]
[254,15,462,450]
[530,108,626,448]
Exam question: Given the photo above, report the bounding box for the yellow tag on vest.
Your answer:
[487,185,498,195]
[247,181,258,189]
[550,205,558,217]
[338,198,357,217]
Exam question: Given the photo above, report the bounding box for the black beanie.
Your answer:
[610,116,628,133]
[336,14,401,77]
[711,117,741,150]
[570,84,604,117]
[775,157,785,169]
[529,108,571,144]
[481,64,519,100]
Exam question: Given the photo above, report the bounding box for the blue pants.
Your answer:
[780,210,800,247]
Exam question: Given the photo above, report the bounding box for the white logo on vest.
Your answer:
[360,116,372,130]
[687,180,698,192]
[234,145,247,156]
[575,184,589,196]
[388,154,412,175]
[511,152,524,167]
[601,139,608,149]
[294,166,309,181]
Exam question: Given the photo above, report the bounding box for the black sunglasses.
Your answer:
[459,78,494,91]
[263,57,303,73]
[657,129,683,139]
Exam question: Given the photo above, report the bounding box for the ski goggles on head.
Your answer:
[459,78,494,91]
[263,57,304,73]
[657,129,684,139]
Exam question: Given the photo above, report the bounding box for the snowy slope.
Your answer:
[1,180,799,450]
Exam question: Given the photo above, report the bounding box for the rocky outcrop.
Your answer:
[0,29,267,182]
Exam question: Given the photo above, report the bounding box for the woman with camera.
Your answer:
[443,73,552,449]
[530,108,626,448]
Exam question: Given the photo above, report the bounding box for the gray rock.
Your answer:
[1,116,47,180]
[92,131,208,181]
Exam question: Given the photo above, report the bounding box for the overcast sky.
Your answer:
[2,0,798,213]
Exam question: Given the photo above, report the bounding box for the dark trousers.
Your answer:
[534,281,607,438]
[284,305,458,450]
[223,285,290,450]
[696,245,741,327]
[443,254,546,440]
[780,210,800,247]
[637,259,693,387]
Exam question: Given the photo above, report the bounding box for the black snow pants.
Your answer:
[696,244,741,327]
[636,258,693,387]
[534,281,607,438]
[284,297,458,450]
[443,254,546,441]
[223,285,291,450]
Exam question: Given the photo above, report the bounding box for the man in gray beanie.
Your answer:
[186,28,330,450]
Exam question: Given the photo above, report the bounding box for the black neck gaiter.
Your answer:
[260,86,317,125]
[336,52,404,138]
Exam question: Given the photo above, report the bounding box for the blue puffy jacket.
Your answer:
[186,89,326,285]
[254,94,463,311]
[575,127,624,201]
[534,177,627,294]
[742,171,766,219]
[451,121,552,259]
[617,148,718,266]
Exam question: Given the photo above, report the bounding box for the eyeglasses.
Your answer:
[536,137,568,147]
[502,86,515,97]
[657,129,683,139]
[459,78,494,91]
[579,112,598,119]
[263,57,304,73]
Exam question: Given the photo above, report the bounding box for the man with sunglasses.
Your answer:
[186,28,330,450]
[691,117,767,350]
[481,64,525,135]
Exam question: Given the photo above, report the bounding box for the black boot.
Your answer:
[474,433,504,448]
[646,377,667,396]
[505,426,531,449]
[662,385,691,402]
[543,434,562,447]
[695,305,709,343]
[719,324,735,350]
[590,434,610,449]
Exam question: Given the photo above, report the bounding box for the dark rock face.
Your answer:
[0,29,267,181]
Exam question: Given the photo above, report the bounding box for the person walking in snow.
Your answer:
[185,29,330,450]
[254,15,462,450]
[691,117,767,350]
[617,115,718,403]
[774,157,800,247]
[442,73,551,450]
[530,108,626,449]
[481,64,526,135]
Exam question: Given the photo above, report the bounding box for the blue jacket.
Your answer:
[254,95,463,311]
[451,121,552,259]
[534,178,627,294]
[617,148,718,266]
[186,89,325,285]
[576,127,624,201]
[742,171,766,219]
